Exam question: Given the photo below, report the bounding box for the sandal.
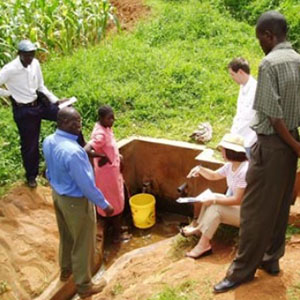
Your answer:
[179,226,200,238]
[186,247,212,259]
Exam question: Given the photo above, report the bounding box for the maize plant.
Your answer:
[0,0,120,66]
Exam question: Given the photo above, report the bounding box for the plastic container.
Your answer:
[129,193,156,229]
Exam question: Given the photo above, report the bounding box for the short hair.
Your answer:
[57,107,78,127]
[224,148,248,162]
[228,57,250,74]
[98,105,113,119]
[256,10,287,38]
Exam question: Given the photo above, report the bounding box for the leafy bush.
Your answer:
[213,0,300,51]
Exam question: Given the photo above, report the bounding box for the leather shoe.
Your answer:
[213,278,241,293]
[79,278,107,299]
[27,177,37,188]
[259,261,280,275]
[60,270,72,282]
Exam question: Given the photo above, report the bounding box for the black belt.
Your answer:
[12,99,38,107]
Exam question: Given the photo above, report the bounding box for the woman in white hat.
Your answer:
[181,133,248,258]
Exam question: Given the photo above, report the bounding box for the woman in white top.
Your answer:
[181,133,248,259]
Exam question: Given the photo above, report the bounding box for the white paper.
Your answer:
[58,97,77,109]
[176,188,214,203]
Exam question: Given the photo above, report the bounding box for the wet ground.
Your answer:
[103,212,189,268]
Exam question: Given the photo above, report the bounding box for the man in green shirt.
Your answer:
[214,10,300,293]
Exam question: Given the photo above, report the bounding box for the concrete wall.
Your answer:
[118,137,227,215]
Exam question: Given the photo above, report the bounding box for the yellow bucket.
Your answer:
[129,193,156,229]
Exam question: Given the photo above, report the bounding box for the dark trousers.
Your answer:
[226,131,298,282]
[12,100,58,180]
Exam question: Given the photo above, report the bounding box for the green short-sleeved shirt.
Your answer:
[252,42,300,135]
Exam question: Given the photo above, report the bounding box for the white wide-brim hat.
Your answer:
[217,133,246,153]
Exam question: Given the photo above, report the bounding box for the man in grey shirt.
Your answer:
[214,11,300,293]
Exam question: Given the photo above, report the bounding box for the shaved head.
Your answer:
[256,11,287,38]
[57,107,82,135]
[57,107,79,126]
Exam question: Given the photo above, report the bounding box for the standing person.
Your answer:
[214,11,300,293]
[181,134,248,259]
[85,105,130,243]
[228,57,257,158]
[43,107,114,299]
[0,40,65,188]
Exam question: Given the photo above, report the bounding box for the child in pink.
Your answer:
[85,105,129,243]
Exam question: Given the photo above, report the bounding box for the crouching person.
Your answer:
[43,107,114,299]
[181,133,248,259]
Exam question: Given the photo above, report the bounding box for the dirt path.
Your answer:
[0,186,59,300]
[94,236,300,300]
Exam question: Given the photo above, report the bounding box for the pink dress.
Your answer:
[89,123,124,217]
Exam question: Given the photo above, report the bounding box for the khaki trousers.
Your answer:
[52,190,97,294]
[227,131,298,282]
[197,203,240,239]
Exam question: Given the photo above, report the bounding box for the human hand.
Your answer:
[202,199,214,207]
[187,165,201,178]
[98,155,112,167]
[104,204,114,216]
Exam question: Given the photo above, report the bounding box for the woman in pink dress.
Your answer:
[85,105,130,243]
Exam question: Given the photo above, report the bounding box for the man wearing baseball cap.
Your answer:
[0,39,65,188]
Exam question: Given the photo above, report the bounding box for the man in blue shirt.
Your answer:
[43,106,114,299]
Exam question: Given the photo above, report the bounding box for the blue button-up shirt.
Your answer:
[43,129,108,210]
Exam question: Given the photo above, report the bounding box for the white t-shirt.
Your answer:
[231,76,257,148]
[217,161,248,195]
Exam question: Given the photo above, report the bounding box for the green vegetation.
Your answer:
[0,0,119,65]
[0,0,298,190]
[287,280,300,300]
[215,0,300,51]
[286,224,300,241]
[147,281,199,300]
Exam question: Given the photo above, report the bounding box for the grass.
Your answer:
[0,0,290,190]
[147,281,199,300]
[286,225,300,241]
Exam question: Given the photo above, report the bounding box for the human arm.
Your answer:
[36,60,59,103]
[68,150,114,215]
[187,165,224,181]
[84,143,111,166]
[202,187,245,207]
[0,67,12,97]
[269,117,300,156]
[253,63,300,155]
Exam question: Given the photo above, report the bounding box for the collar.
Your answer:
[13,56,26,70]
[55,129,78,141]
[241,75,254,95]
[271,41,292,52]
